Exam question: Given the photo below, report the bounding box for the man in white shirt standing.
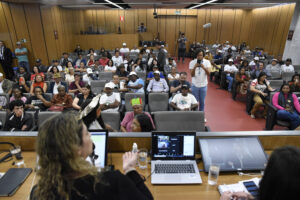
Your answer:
[170,84,198,111]
[189,49,211,111]
[120,43,130,54]
[99,82,120,112]
[224,58,238,92]
[112,50,123,67]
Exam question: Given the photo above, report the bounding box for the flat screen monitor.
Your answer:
[199,137,268,172]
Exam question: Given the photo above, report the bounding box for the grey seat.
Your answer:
[124,93,145,111]
[98,72,113,81]
[148,93,169,112]
[23,93,31,99]
[44,93,53,100]
[91,80,107,94]
[38,112,61,127]
[269,71,281,80]
[136,72,146,81]
[269,80,283,90]
[294,65,300,73]
[0,93,9,109]
[0,111,7,129]
[153,111,206,131]
[101,112,120,131]
[281,72,295,82]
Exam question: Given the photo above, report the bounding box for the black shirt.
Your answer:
[171,80,191,93]
[13,83,30,94]
[30,170,153,200]
[26,94,50,111]
[116,70,129,78]
[3,112,33,131]
[76,93,95,108]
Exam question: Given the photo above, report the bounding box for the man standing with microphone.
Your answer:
[189,49,211,113]
[177,33,187,64]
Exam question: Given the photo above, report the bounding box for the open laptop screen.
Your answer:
[152,132,195,160]
[199,137,268,172]
[87,130,108,168]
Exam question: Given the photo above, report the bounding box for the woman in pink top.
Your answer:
[272,83,300,129]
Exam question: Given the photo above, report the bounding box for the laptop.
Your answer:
[86,130,108,169]
[151,132,202,184]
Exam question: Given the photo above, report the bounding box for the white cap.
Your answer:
[254,57,259,61]
[228,58,233,62]
[161,45,164,47]
[154,70,160,75]
[144,44,147,47]
[205,49,210,53]
[129,71,137,76]
[104,82,115,89]
[122,43,126,46]
[87,68,93,74]
[16,41,21,45]
[0,73,3,77]
[226,41,229,43]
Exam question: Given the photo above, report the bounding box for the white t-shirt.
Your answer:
[224,64,238,73]
[168,73,180,80]
[104,65,117,72]
[48,65,63,72]
[120,48,130,54]
[281,64,294,73]
[82,74,92,85]
[65,74,75,83]
[99,92,120,112]
[53,82,60,94]
[189,58,211,87]
[0,81,4,93]
[112,56,123,67]
[130,49,140,53]
[171,93,197,110]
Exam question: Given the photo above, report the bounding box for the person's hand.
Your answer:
[36,94,43,100]
[28,104,34,109]
[219,192,232,200]
[261,92,268,97]
[232,192,254,200]
[183,108,190,111]
[122,152,138,172]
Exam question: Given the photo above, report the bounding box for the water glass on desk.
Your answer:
[208,165,220,185]
[138,148,148,169]
[10,145,26,168]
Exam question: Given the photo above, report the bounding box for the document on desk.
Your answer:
[218,177,260,194]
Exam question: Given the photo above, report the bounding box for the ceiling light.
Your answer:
[189,0,218,9]
[104,0,124,9]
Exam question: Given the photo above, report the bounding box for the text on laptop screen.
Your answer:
[89,132,107,168]
[152,133,195,159]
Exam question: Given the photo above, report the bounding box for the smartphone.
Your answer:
[243,181,259,198]
[197,59,202,64]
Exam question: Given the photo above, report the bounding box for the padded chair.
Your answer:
[246,90,255,115]
[91,80,107,94]
[44,93,53,100]
[101,112,120,131]
[38,111,61,127]
[0,93,9,109]
[124,93,145,112]
[269,80,283,90]
[148,93,169,112]
[153,111,208,131]
[23,93,31,99]
[136,72,146,81]
[294,65,300,73]
[98,72,113,81]
[281,72,295,82]
[269,71,281,80]
[0,111,7,129]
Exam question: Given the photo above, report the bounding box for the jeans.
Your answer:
[226,75,233,91]
[178,48,186,61]
[19,61,30,73]
[277,110,300,130]
[191,85,207,111]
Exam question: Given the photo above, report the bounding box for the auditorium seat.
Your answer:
[269,80,283,90]
[294,65,300,73]
[38,112,61,127]
[98,72,113,81]
[101,112,120,131]
[136,72,146,81]
[124,93,145,111]
[91,80,107,94]
[0,111,7,129]
[281,72,295,82]
[148,93,169,112]
[153,111,208,131]
[0,93,9,108]
[269,71,281,80]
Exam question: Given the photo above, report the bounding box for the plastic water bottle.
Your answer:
[132,143,138,153]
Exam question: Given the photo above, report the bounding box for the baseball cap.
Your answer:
[228,58,233,62]
[122,42,126,46]
[144,45,147,47]
[272,59,278,62]
[181,84,189,89]
[16,41,21,45]
[87,68,93,74]
[104,82,114,89]
[36,59,41,63]
[129,71,137,76]
[254,57,259,61]
[154,70,160,75]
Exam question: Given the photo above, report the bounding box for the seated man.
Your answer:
[48,73,68,94]
[147,71,169,93]
[146,65,165,81]
[224,58,238,92]
[266,59,281,74]
[99,82,121,112]
[3,100,33,131]
[69,73,84,96]
[170,72,191,94]
[60,52,72,67]
[125,72,144,93]
[252,62,271,79]
[170,85,198,111]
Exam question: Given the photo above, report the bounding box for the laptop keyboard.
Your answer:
[154,164,195,174]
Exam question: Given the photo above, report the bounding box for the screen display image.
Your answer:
[86,132,107,168]
[199,137,268,172]
[152,133,195,159]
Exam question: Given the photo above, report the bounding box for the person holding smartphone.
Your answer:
[189,49,211,112]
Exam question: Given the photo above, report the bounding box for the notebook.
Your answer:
[151,132,202,184]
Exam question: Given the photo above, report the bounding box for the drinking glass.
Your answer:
[208,165,220,185]
[138,148,148,169]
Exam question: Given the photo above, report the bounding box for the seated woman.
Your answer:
[121,98,155,132]
[87,54,95,68]
[131,113,154,132]
[50,85,73,111]
[47,65,60,80]
[14,66,30,82]
[75,61,87,73]
[10,87,27,103]
[167,66,179,82]
[30,66,44,81]
[250,72,275,119]
[116,64,129,81]
[72,84,95,110]
[30,112,153,200]
[104,59,116,73]
[65,67,75,85]
[235,67,250,95]
[30,74,47,95]
[64,61,73,74]
[272,84,300,129]
[289,74,300,92]
[132,59,145,73]
[25,86,51,111]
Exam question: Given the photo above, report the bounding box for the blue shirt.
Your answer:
[128,78,144,93]
[15,47,28,62]
[147,78,169,93]
[147,72,165,79]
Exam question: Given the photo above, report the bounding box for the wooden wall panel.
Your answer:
[0,2,14,50]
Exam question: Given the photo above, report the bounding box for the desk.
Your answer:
[0,152,264,200]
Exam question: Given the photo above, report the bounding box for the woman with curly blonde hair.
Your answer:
[30,112,153,200]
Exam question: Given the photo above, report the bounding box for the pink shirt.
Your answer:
[10,96,27,103]
[272,92,300,113]
[121,112,155,132]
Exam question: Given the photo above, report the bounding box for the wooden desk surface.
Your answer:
[0,152,264,200]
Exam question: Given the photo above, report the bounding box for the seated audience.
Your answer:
[251,62,271,79]
[87,55,95,67]
[170,72,191,94]
[130,46,140,53]
[124,55,133,71]
[14,66,30,82]
[250,72,275,119]
[204,50,213,61]
[99,52,109,66]
[59,52,72,67]
[74,53,86,67]
[168,66,179,82]
[48,59,63,72]
[3,100,33,131]
[125,72,144,93]
[289,74,300,92]
[213,50,223,60]
[147,65,165,81]
[281,58,294,73]
[35,59,48,73]
[30,74,47,95]
[266,59,281,74]
[120,43,130,54]
[72,84,95,110]
[30,112,152,199]
[224,58,238,92]
[30,66,44,81]
[82,68,97,85]
[13,77,30,94]
[50,85,73,111]
[75,61,87,73]
[65,67,75,85]
[132,59,146,73]
[10,87,27,103]
[147,71,169,93]
[64,61,73,74]
[170,85,198,111]
[104,59,117,73]
[87,48,97,57]
[74,44,83,55]
[69,73,84,95]
[120,98,155,132]
[131,113,154,132]
[210,60,222,81]
[148,58,158,72]
[116,64,129,81]
[25,86,51,111]
[0,72,12,94]
[99,82,120,112]
[48,73,68,95]
[272,84,300,129]
[112,50,123,67]
[249,56,259,71]
[235,67,250,95]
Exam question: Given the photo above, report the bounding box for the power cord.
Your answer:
[238,171,264,177]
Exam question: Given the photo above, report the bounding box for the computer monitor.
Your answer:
[199,137,268,172]
[86,130,108,168]
[152,132,196,160]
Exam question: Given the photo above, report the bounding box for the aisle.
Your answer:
[175,58,280,132]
